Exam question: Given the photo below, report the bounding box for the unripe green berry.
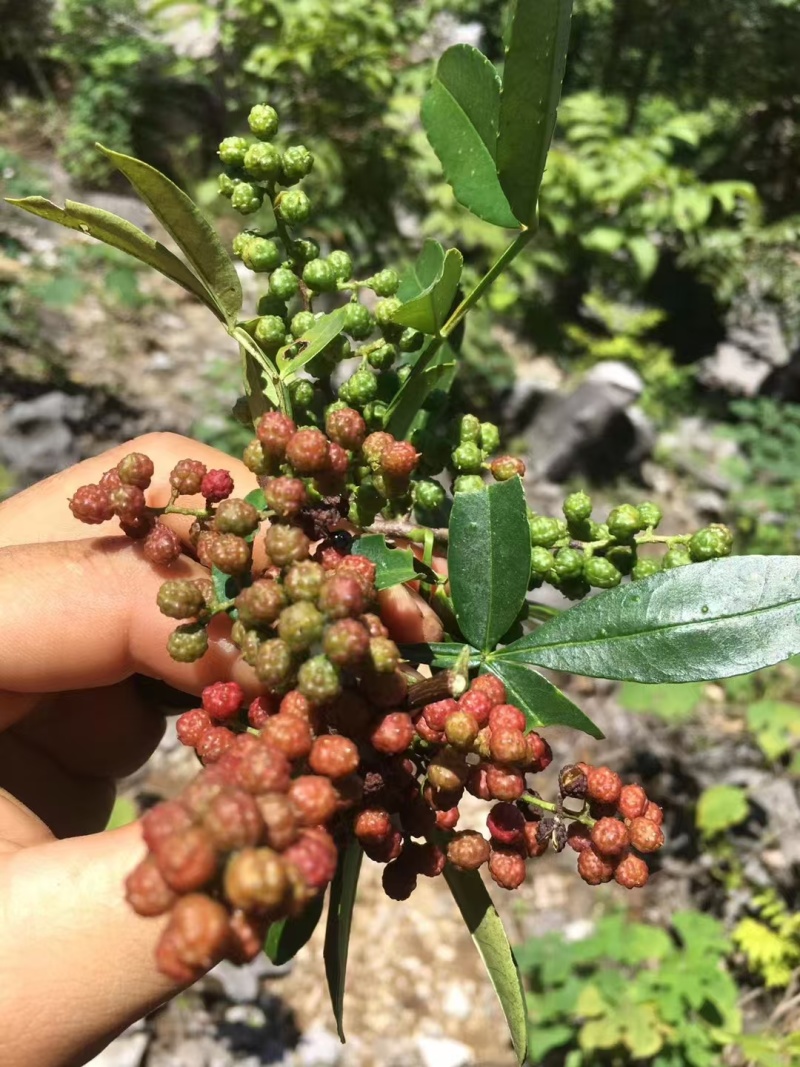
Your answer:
[168,625,209,663]
[607,504,645,542]
[281,145,314,182]
[453,475,484,494]
[218,136,249,167]
[553,547,584,581]
[479,422,501,454]
[327,250,353,283]
[362,400,388,428]
[342,368,378,408]
[248,103,279,140]
[275,189,311,225]
[459,414,481,444]
[289,379,315,409]
[231,183,264,215]
[563,491,592,525]
[369,268,400,297]
[297,655,341,705]
[218,172,241,199]
[343,302,374,340]
[689,524,733,562]
[289,238,320,264]
[215,498,260,537]
[637,501,662,529]
[255,638,294,690]
[242,237,281,273]
[242,439,269,475]
[413,479,446,511]
[302,258,337,293]
[277,602,325,653]
[451,441,483,474]
[530,546,555,577]
[374,298,401,328]
[157,580,206,619]
[631,558,662,581]
[290,311,316,338]
[255,315,287,349]
[584,556,622,589]
[244,142,281,181]
[269,267,300,301]
[529,515,562,548]
[399,328,424,352]
[662,544,692,569]
[232,231,257,258]
[367,343,396,370]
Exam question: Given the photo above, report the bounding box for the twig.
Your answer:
[365,519,449,544]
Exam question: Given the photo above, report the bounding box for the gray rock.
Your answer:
[202,954,292,1004]
[0,391,86,483]
[699,306,789,396]
[524,362,651,481]
[416,1035,474,1067]
[657,416,741,492]
[294,1025,342,1067]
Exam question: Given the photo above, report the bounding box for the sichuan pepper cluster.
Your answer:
[68,406,665,985]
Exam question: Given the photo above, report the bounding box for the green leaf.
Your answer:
[6,195,219,318]
[618,681,704,723]
[527,1024,575,1060]
[233,326,285,411]
[324,840,362,1042]
[628,235,659,281]
[353,534,418,590]
[421,45,518,229]
[443,863,528,1064]
[623,1004,665,1059]
[392,248,463,336]
[448,477,530,651]
[98,146,242,324]
[211,565,240,605]
[105,796,137,830]
[696,784,749,838]
[384,338,457,439]
[495,556,800,683]
[244,488,267,511]
[400,643,482,670]
[278,307,347,378]
[497,0,574,226]
[397,240,446,303]
[746,699,800,761]
[484,661,604,738]
[264,892,325,965]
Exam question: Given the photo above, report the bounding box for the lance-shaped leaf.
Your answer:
[494,555,800,683]
[421,45,519,229]
[497,0,574,227]
[400,643,483,670]
[232,326,286,411]
[392,248,463,335]
[324,840,362,1042]
[443,863,528,1064]
[6,195,220,318]
[98,146,242,324]
[278,307,346,378]
[448,477,530,651]
[481,663,603,738]
[264,892,325,966]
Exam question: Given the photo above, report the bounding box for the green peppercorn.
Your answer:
[248,103,279,140]
[399,328,424,352]
[327,250,353,283]
[553,547,585,581]
[275,189,311,225]
[242,237,282,273]
[451,441,483,474]
[453,475,485,494]
[584,556,622,589]
[689,524,733,562]
[302,258,337,293]
[232,231,257,258]
[342,368,378,407]
[459,414,481,444]
[289,238,320,264]
[530,546,555,577]
[662,544,692,569]
[607,504,645,542]
[290,310,316,338]
[244,142,281,181]
[289,378,315,409]
[374,297,401,327]
[367,343,397,370]
[563,490,592,525]
[368,268,400,297]
[637,501,663,529]
[281,145,314,183]
[479,422,501,454]
[218,136,249,167]
[231,182,264,215]
[343,302,374,340]
[255,315,287,349]
[218,172,241,199]
[413,479,446,511]
[269,267,300,301]
[362,400,388,429]
[528,515,562,548]
[631,558,662,581]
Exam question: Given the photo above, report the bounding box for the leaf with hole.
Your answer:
[448,476,530,651]
[353,535,439,590]
[494,556,800,682]
[278,307,347,378]
[421,45,518,228]
[497,0,574,226]
[392,248,463,336]
[98,146,242,324]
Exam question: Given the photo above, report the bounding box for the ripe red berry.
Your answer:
[288,775,339,826]
[629,817,665,853]
[354,807,393,846]
[488,846,526,890]
[69,484,114,524]
[279,689,313,721]
[525,732,553,772]
[156,894,231,981]
[262,714,313,761]
[176,708,212,747]
[248,694,278,729]
[283,827,338,891]
[457,690,491,728]
[125,856,177,917]
[434,807,460,831]
[642,801,664,825]
[141,800,194,851]
[238,743,292,795]
[586,765,623,806]
[615,853,650,889]
[256,793,299,851]
[424,699,459,732]
[286,428,330,473]
[318,574,366,619]
[577,846,617,885]
[487,802,526,846]
[489,727,527,765]
[155,826,218,893]
[362,827,404,863]
[566,822,592,853]
[256,411,296,459]
[445,831,490,871]
[618,784,648,821]
[110,483,147,524]
[201,468,234,504]
[470,674,506,707]
[309,735,360,779]
[415,715,443,744]
[203,789,264,851]
[490,455,526,481]
[325,407,366,449]
[591,817,630,857]
[264,476,308,519]
[169,458,207,496]
[143,521,182,565]
[523,822,549,858]
[202,681,244,722]
[196,726,236,764]
[488,704,526,733]
[485,763,525,802]
[228,909,270,965]
[337,554,377,591]
[381,440,419,478]
[370,712,414,755]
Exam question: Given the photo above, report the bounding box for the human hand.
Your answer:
[0,432,443,1067]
